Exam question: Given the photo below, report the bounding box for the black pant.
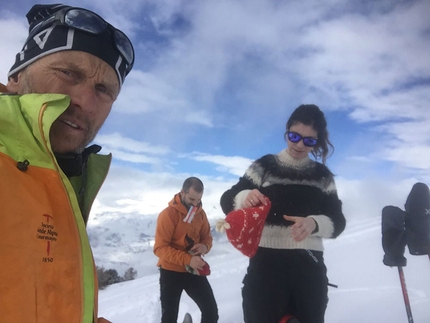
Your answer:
[159,268,218,323]
[242,248,328,323]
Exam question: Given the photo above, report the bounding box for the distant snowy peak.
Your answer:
[87,211,227,276]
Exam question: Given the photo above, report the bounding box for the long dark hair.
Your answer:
[285,104,334,164]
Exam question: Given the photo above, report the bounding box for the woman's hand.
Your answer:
[283,215,317,242]
[243,189,268,208]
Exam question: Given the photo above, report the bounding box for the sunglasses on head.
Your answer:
[27,7,134,73]
[287,131,318,147]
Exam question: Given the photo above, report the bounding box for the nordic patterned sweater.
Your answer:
[220,149,346,252]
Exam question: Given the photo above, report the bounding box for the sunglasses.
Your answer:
[27,7,134,73]
[287,131,318,147]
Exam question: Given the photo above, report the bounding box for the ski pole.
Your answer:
[398,266,414,323]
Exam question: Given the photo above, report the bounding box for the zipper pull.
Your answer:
[17,159,30,171]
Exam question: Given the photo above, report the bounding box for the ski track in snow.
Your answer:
[97,216,430,323]
[99,274,162,322]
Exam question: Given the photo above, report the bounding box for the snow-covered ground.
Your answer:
[93,216,430,323]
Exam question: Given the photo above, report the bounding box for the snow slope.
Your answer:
[94,216,430,322]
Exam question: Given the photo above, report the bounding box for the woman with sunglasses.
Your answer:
[220,104,346,323]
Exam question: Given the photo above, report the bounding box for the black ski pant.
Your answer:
[242,247,328,323]
[159,268,218,323]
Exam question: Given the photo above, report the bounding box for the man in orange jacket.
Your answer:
[154,177,219,323]
[0,3,134,322]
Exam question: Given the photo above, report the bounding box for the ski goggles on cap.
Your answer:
[287,131,318,147]
[27,7,134,74]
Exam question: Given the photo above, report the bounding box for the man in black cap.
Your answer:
[0,4,134,323]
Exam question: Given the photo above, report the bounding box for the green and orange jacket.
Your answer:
[153,193,213,272]
[0,85,111,323]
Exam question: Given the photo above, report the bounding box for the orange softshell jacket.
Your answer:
[154,193,213,272]
[0,89,112,323]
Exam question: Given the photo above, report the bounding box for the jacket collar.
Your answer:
[55,144,102,177]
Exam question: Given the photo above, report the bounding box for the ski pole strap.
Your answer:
[328,282,338,288]
[305,250,339,288]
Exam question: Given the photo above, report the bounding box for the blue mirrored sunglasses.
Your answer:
[27,7,134,73]
[287,131,318,147]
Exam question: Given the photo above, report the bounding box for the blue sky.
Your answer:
[1,0,429,219]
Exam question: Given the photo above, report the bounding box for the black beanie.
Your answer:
[8,4,134,86]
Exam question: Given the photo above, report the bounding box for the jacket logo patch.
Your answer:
[36,213,59,263]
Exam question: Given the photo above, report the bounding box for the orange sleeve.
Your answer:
[153,208,192,267]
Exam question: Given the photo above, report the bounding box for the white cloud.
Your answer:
[185,152,253,177]
[1,1,429,206]
[94,132,171,164]
[297,3,429,118]
[0,16,27,80]
[96,132,170,155]
[115,70,214,127]
[115,71,188,114]
[94,165,233,218]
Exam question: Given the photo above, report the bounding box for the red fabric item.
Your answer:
[197,261,211,276]
[186,260,211,276]
[222,197,271,257]
[279,315,300,323]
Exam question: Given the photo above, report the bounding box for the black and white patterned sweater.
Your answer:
[220,149,346,252]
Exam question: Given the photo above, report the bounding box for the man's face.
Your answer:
[7,51,120,154]
[181,187,203,210]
